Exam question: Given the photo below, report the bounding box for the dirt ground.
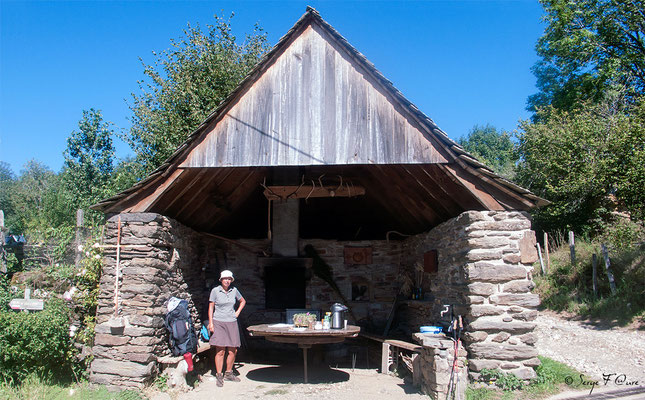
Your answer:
[147,352,427,400]
[146,311,645,400]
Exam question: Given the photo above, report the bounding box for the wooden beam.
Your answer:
[263,185,365,201]
[125,168,185,212]
[438,163,504,210]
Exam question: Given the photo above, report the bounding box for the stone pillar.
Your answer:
[413,333,467,400]
[90,213,207,390]
[403,210,540,381]
[461,211,540,380]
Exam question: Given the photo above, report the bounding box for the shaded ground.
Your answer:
[147,344,427,400]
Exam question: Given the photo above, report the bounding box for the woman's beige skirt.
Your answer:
[209,320,240,348]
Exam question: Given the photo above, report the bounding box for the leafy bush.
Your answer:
[479,369,525,391]
[0,299,79,384]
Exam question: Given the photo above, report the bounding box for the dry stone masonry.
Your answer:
[90,210,540,388]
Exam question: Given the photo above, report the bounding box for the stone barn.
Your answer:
[89,7,547,391]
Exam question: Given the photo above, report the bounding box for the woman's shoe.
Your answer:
[224,371,241,382]
[216,373,224,387]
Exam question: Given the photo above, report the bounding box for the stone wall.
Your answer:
[413,333,467,399]
[90,213,218,390]
[90,210,540,388]
[401,211,540,381]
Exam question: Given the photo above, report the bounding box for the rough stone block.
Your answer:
[468,318,536,333]
[463,331,488,343]
[502,254,521,264]
[519,231,538,264]
[490,294,540,307]
[94,334,130,346]
[469,305,504,318]
[467,264,527,282]
[518,333,538,345]
[91,359,154,378]
[503,280,535,293]
[468,343,538,361]
[509,367,537,380]
[465,250,503,262]
[468,359,501,372]
[467,295,485,304]
[123,326,156,337]
[467,282,496,296]
[513,310,538,321]
[500,362,519,369]
[492,332,511,342]
[126,353,156,363]
[522,357,541,367]
[467,237,510,249]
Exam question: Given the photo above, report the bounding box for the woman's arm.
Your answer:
[235,297,246,319]
[208,301,215,333]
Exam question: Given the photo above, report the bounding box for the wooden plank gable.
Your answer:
[179,23,449,168]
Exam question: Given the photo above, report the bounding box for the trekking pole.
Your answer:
[454,315,463,400]
[446,317,458,400]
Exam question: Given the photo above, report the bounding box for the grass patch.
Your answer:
[0,374,146,400]
[534,238,644,326]
[467,356,586,400]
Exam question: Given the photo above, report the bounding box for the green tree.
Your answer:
[125,14,270,173]
[0,162,15,226]
[8,161,59,233]
[529,0,645,112]
[61,109,115,225]
[516,94,645,234]
[458,124,518,179]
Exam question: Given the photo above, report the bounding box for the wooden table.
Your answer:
[247,323,360,383]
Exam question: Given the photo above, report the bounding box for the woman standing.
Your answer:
[208,270,246,387]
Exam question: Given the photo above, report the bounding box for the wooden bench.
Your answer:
[157,342,211,389]
[359,331,423,386]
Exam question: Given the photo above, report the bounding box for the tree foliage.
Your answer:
[458,124,518,179]
[61,109,115,225]
[529,0,645,112]
[516,93,645,234]
[125,14,270,173]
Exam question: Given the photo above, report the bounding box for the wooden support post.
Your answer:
[381,342,390,374]
[601,244,617,295]
[75,209,85,267]
[544,232,550,273]
[537,242,545,275]
[592,254,598,298]
[569,231,576,265]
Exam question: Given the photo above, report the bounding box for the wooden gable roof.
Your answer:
[92,7,547,239]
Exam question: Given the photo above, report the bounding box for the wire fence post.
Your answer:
[537,242,545,275]
[569,231,576,266]
[591,253,598,298]
[544,232,550,273]
[601,244,617,295]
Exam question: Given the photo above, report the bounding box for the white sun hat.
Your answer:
[219,270,234,282]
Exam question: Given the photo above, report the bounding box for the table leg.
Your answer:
[303,346,308,383]
[300,344,312,383]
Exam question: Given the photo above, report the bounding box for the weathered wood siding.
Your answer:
[180,23,449,167]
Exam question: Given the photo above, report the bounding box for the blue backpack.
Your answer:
[164,299,198,356]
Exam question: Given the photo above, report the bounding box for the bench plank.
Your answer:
[158,342,211,364]
[385,339,422,352]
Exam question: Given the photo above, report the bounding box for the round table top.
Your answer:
[247,323,360,338]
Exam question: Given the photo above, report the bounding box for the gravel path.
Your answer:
[535,311,645,393]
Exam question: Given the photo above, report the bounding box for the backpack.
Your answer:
[164,298,198,356]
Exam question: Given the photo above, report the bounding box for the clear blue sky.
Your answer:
[0,0,545,175]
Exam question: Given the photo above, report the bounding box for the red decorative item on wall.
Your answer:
[344,247,373,265]
[424,250,438,273]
